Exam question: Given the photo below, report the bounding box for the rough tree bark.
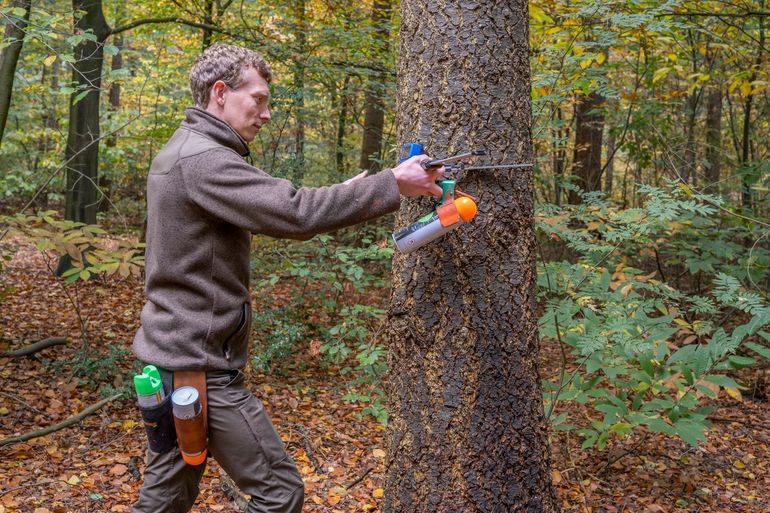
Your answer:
[202,0,214,49]
[359,0,393,172]
[568,91,604,204]
[385,1,558,512]
[335,75,350,178]
[291,0,307,183]
[0,0,32,148]
[740,3,764,211]
[64,0,110,225]
[552,107,567,205]
[704,85,722,193]
[604,131,615,195]
[682,29,701,186]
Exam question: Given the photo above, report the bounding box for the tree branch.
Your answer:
[0,393,123,448]
[110,16,230,37]
[1,337,67,357]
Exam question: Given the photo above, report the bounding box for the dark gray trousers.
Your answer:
[132,370,304,513]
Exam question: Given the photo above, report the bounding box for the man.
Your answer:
[131,43,443,513]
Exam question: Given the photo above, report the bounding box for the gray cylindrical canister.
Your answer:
[392,196,478,254]
[392,210,461,253]
[171,386,201,420]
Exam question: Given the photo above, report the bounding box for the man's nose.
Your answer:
[261,108,271,121]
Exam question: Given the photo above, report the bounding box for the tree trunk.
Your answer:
[99,32,123,212]
[105,32,124,156]
[683,88,699,186]
[108,34,123,113]
[386,1,557,512]
[604,130,615,196]
[0,0,32,148]
[552,107,566,205]
[359,0,393,172]
[704,85,722,193]
[568,91,604,204]
[291,0,307,183]
[202,0,214,49]
[335,75,350,178]
[64,0,110,225]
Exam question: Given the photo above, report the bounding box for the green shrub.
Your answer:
[538,185,770,449]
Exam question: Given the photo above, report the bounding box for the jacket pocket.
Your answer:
[222,302,250,361]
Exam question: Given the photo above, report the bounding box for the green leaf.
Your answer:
[73,90,90,105]
[639,355,654,377]
[674,418,707,446]
[745,341,770,360]
[704,375,742,389]
[728,355,756,369]
[60,267,82,278]
[642,416,674,435]
[66,34,84,46]
[682,366,694,386]
[694,384,718,398]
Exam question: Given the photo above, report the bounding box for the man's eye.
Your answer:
[254,97,262,105]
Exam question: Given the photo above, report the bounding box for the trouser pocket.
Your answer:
[139,393,177,454]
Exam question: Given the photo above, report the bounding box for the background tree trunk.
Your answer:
[64,0,110,225]
[682,29,701,186]
[359,0,393,172]
[107,34,123,113]
[740,8,763,211]
[552,107,567,205]
[291,0,307,183]
[568,91,604,204]
[604,130,615,196]
[704,85,722,193]
[335,75,350,178]
[385,1,558,511]
[202,0,214,49]
[0,0,32,148]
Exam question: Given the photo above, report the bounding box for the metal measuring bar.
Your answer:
[445,163,534,171]
[420,149,487,169]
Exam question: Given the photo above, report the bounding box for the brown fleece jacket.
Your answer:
[133,107,401,371]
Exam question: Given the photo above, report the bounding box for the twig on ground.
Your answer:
[345,466,374,490]
[286,422,324,474]
[708,415,755,427]
[0,479,55,498]
[0,391,48,417]
[0,393,122,448]
[1,337,67,357]
[219,467,249,511]
[597,433,649,475]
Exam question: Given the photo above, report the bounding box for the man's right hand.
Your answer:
[392,155,445,197]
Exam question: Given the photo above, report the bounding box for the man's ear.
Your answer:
[210,80,227,106]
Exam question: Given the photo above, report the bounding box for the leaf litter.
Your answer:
[1,238,768,512]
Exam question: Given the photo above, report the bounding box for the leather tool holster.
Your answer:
[173,370,208,437]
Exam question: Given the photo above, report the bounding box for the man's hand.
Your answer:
[392,155,445,197]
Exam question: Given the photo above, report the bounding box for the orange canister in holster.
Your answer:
[171,385,207,465]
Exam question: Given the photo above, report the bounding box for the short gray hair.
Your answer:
[189,43,273,108]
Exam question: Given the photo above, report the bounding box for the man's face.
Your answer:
[217,66,271,142]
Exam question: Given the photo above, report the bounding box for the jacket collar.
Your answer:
[181,107,250,157]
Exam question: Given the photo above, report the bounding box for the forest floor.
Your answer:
[1,238,769,513]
